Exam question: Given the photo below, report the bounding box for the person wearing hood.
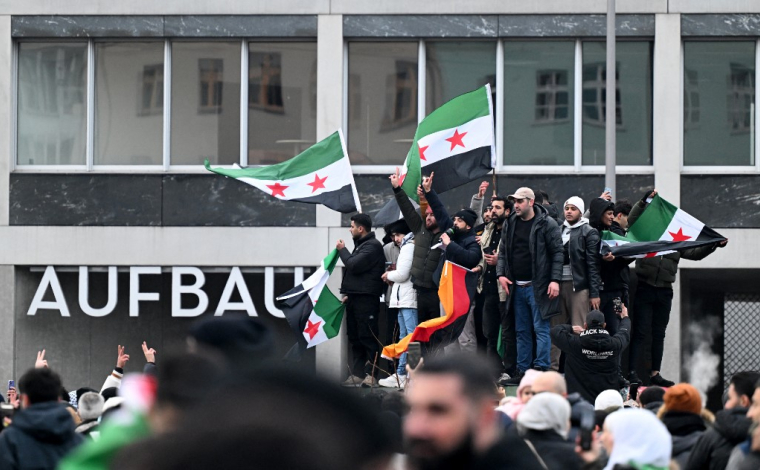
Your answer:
[551,196,602,372]
[550,308,631,403]
[687,371,760,470]
[513,392,581,469]
[497,369,541,420]
[497,187,563,384]
[0,367,84,469]
[658,383,711,469]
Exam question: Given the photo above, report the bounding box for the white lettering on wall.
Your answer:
[78,266,118,317]
[129,266,161,317]
[172,267,208,317]
[215,267,257,316]
[27,266,70,317]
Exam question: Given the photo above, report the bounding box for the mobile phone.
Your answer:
[483,247,494,255]
[407,342,422,370]
[604,187,612,194]
[630,382,640,401]
[580,408,594,451]
[7,380,13,391]
[612,297,623,315]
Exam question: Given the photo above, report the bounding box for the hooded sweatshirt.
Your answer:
[0,401,84,469]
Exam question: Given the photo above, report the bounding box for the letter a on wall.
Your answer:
[27,266,71,317]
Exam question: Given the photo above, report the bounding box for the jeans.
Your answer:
[629,282,672,373]
[397,308,418,375]
[513,284,551,371]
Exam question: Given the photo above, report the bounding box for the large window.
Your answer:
[683,42,756,166]
[247,42,317,165]
[425,41,496,115]
[347,42,418,165]
[17,43,87,166]
[582,42,652,165]
[504,41,575,166]
[95,42,164,165]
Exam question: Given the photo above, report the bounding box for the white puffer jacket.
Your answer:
[387,235,417,309]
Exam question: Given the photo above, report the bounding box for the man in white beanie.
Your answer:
[550,196,602,371]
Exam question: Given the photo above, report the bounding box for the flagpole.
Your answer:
[605,0,617,200]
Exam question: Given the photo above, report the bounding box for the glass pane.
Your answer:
[95,42,164,165]
[684,42,755,166]
[247,42,317,165]
[426,41,496,115]
[171,42,241,165]
[348,42,418,165]
[17,43,87,165]
[581,42,652,165]
[504,41,575,165]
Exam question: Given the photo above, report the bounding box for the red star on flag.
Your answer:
[445,129,468,151]
[419,145,429,161]
[399,172,407,185]
[644,252,658,258]
[267,182,288,198]
[304,319,322,340]
[668,228,692,242]
[307,174,328,193]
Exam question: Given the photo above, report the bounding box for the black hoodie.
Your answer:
[685,407,752,470]
[588,198,632,293]
[0,401,84,469]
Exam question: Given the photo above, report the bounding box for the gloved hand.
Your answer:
[640,189,656,203]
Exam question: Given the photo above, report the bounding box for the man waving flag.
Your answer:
[205,130,361,213]
[399,85,495,200]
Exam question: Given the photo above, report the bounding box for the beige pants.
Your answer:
[550,282,589,371]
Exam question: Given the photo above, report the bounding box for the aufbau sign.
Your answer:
[26,266,309,318]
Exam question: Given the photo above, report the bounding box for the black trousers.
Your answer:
[483,291,515,376]
[345,294,380,377]
[473,292,487,353]
[629,283,673,373]
[416,286,440,324]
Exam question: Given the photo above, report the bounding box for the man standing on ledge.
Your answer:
[496,187,563,385]
[338,213,385,388]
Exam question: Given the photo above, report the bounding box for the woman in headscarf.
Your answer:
[515,392,581,470]
[496,369,541,420]
[579,407,674,470]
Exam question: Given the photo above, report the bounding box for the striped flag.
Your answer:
[205,130,361,213]
[277,249,344,348]
[399,85,495,200]
[601,195,726,258]
[382,261,477,359]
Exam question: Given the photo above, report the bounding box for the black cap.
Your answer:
[586,310,606,328]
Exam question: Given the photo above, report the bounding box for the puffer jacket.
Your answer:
[685,407,752,470]
[562,220,603,298]
[387,235,416,309]
[496,203,563,320]
[588,198,633,293]
[393,186,450,289]
[339,232,385,296]
[628,199,717,288]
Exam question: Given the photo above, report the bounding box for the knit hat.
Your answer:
[595,389,624,410]
[564,196,585,215]
[454,209,478,228]
[663,383,702,415]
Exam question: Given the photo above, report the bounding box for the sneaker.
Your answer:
[628,371,642,385]
[502,371,524,386]
[497,373,511,384]
[361,375,378,388]
[341,375,365,388]
[649,373,675,388]
[379,374,400,388]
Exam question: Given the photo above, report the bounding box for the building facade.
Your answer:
[0,1,758,408]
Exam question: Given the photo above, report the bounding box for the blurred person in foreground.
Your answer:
[726,376,760,470]
[657,383,713,468]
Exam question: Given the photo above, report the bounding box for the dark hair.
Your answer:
[614,199,632,216]
[156,352,228,410]
[18,367,63,405]
[491,196,508,207]
[533,190,545,205]
[594,409,609,429]
[416,354,495,402]
[350,213,372,232]
[731,371,760,399]
[638,386,666,406]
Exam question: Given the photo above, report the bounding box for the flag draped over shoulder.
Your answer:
[601,195,726,258]
[205,130,361,213]
[382,261,477,359]
[399,85,495,200]
[277,249,344,349]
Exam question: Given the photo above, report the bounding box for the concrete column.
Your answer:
[314,15,347,380]
[0,266,14,384]
[652,13,682,382]
[0,16,11,226]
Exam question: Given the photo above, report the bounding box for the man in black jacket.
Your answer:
[338,213,385,388]
[550,308,631,403]
[0,368,84,469]
[496,187,563,384]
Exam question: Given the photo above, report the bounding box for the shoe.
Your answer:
[341,375,365,388]
[361,375,378,388]
[379,374,406,389]
[497,373,511,384]
[649,373,675,387]
[502,371,524,386]
[628,371,642,385]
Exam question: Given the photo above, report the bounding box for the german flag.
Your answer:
[382,261,478,359]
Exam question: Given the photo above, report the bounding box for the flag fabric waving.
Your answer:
[277,249,344,349]
[399,85,495,200]
[205,130,361,213]
[601,195,726,258]
[382,261,478,359]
